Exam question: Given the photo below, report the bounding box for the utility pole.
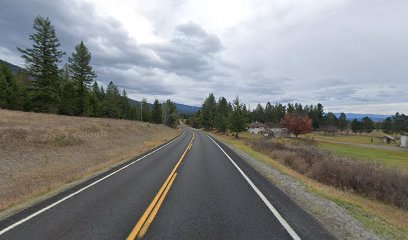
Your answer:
[140,99,143,121]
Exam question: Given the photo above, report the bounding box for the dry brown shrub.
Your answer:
[248,139,408,210]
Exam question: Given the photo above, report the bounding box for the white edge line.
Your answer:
[207,134,301,240]
[0,131,184,236]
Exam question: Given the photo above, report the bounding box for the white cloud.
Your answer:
[0,0,407,113]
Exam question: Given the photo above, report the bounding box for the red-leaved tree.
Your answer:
[280,113,313,137]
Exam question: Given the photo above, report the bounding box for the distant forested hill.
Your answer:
[0,59,25,74]
[334,113,390,122]
[128,98,199,114]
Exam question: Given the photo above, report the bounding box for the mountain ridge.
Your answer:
[333,112,390,122]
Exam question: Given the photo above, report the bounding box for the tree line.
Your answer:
[187,93,248,137]
[382,113,408,134]
[0,16,178,128]
[188,93,408,136]
[248,102,349,131]
[244,102,407,134]
[188,94,315,137]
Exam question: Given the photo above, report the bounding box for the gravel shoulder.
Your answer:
[213,135,385,240]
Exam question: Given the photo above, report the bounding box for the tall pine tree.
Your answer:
[18,16,64,112]
[151,99,163,124]
[59,64,77,115]
[0,63,20,109]
[141,98,151,122]
[229,97,248,138]
[200,93,216,130]
[338,112,348,131]
[68,41,96,115]
[163,99,178,127]
[215,97,229,133]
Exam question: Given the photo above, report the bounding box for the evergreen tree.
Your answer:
[382,117,393,133]
[0,63,20,109]
[15,71,30,110]
[351,118,363,133]
[200,93,216,130]
[361,116,374,133]
[287,103,295,114]
[163,99,178,127]
[307,104,324,129]
[141,98,151,122]
[392,113,408,133]
[68,41,96,115]
[214,97,229,133]
[105,81,121,118]
[229,97,248,138]
[294,103,305,115]
[271,103,286,126]
[151,99,163,124]
[338,112,348,131]
[18,16,64,112]
[92,81,100,96]
[0,68,7,108]
[119,89,130,119]
[58,65,77,115]
[128,105,140,120]
[187,110,201,128]
[252,103,265,123]
[324,112,338,127]
[84,81,102,117]
[264,102,273,123]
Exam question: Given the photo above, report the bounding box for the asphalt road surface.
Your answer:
[0,127,334,240]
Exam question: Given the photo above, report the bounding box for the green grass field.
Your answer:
[228,131,408,170]
[318,142,408,170]
[305,131,400,146]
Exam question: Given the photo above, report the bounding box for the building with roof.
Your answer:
[401,135,407,147]
[248,121,267,134]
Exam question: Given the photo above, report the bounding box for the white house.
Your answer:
[248,121,266,134]
[401,135,407,147]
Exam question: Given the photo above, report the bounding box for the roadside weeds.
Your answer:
[209,132,408,240]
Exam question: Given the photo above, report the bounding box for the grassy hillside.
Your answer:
[0,109,179,214]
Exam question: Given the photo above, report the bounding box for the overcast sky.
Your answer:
[1,0,407,114]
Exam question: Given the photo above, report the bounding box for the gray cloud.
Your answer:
[150,22,224,78]
[0,0,226,103]
[1,0,408,114]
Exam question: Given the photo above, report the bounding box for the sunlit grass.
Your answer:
[319,142,408,170]
[305,131,400,146]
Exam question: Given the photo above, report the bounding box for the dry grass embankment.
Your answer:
[0,109,180,213]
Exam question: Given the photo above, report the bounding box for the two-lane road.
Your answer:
[0,127,333,239]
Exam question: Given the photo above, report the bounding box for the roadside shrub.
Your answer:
[248,139,408,210]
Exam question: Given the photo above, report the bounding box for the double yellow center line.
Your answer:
[127,133,195,240]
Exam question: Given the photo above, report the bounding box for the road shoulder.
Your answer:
[209,132,385,240]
